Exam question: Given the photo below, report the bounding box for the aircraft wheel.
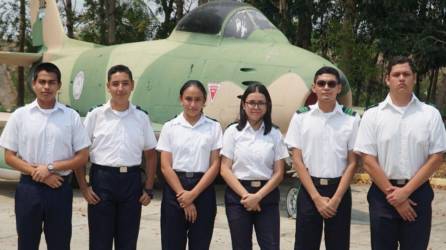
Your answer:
[286,181,300,219]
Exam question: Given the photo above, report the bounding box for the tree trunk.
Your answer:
[295,0,312,49]
[436,68,446,115]
[64,0,75,38]
[353,78,361,106]
[198,0,208,6]
[175,0,184,21]
[98,0,107,44]
[278,0,290,39]
[427,69,435,103]
[0,65,18,111]
[156,0,175,39]
[18,0,26,106]
[338,0,356,87]
[106,0,116,45]
[415,73,421,97]
[319,14,328,57]
[364,79,377,108]
[431,68,439,104]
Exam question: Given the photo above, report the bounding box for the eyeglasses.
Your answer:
[315,80,338,88]
[245,101,267,109]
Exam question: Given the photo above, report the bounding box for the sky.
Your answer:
[72,0,199,22]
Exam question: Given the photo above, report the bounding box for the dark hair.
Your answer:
[237,82,273,135]
[107,64,133,82]
[33,62,61,83]
[313,66,341,84]
[179,80,207,100]
[386,56,416,75]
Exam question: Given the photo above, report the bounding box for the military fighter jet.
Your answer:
[0,0,352,178]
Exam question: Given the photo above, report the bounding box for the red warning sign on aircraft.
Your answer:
[208,83,220,102]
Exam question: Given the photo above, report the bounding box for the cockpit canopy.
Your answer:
[175,1,277,39]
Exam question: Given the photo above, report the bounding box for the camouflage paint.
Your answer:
[0,0,354,173]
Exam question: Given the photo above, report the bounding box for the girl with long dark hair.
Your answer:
[220,82,288,250]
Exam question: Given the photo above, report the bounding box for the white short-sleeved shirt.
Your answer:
[285,103,360,178]
[85,101,157,167]
[0,100,91,176]
[354,95,446,179]
[156,113,223,173]
[221,122,289,180]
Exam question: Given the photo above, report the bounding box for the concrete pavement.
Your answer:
[0,180,445,249]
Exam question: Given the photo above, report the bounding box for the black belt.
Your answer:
[389,179,409,186]
[20,174,72,183]
[239,179,268,188]
[92,164,140,173]
[175,171,204,178]
[311,176,341,186]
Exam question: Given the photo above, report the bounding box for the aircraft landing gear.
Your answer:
[286,181,300,219]
[285,166,300,219]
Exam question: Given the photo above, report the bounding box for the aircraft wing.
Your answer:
[0,112,10,128]
[0,51,42,66]
[0,112,21,180]
[151,122,163,137]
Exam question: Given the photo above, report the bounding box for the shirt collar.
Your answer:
[380,94,418,111]
[29,99,65,113]
[242,121,265,134]
[103,101,112,111]
[309,102,342,116]
[176,112,207,128]
[103,100,135,114]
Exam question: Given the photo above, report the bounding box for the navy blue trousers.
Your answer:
[294,183,351,250]
[15,174,73,250]
[88,166,142,250]
[225,183,280,250]
[368,182,433,250]
[161,174,216,250]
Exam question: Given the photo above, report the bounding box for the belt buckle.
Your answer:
[320,178,329,186]
[396,179,406,185]
[186,172,194,178]
[119,166,128,173]
[251,181,261,188]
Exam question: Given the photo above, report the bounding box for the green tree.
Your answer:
[79,0,157,44]
[0,0,33,106]
[155,0,176,39]
[60,0,76,38]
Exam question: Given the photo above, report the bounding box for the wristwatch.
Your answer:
[47,164,55,173]
[144,188,154,199]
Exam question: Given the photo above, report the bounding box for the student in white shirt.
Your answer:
[285,66,359,250]
[354,56,446,250]
[0,62,90,250]
[75,65,157,250]
[157,80,222,250]
[220,82,289,250]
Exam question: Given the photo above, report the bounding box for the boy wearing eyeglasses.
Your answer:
[285,66,360,250]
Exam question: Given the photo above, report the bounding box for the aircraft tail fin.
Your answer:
[30,0,67,50]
